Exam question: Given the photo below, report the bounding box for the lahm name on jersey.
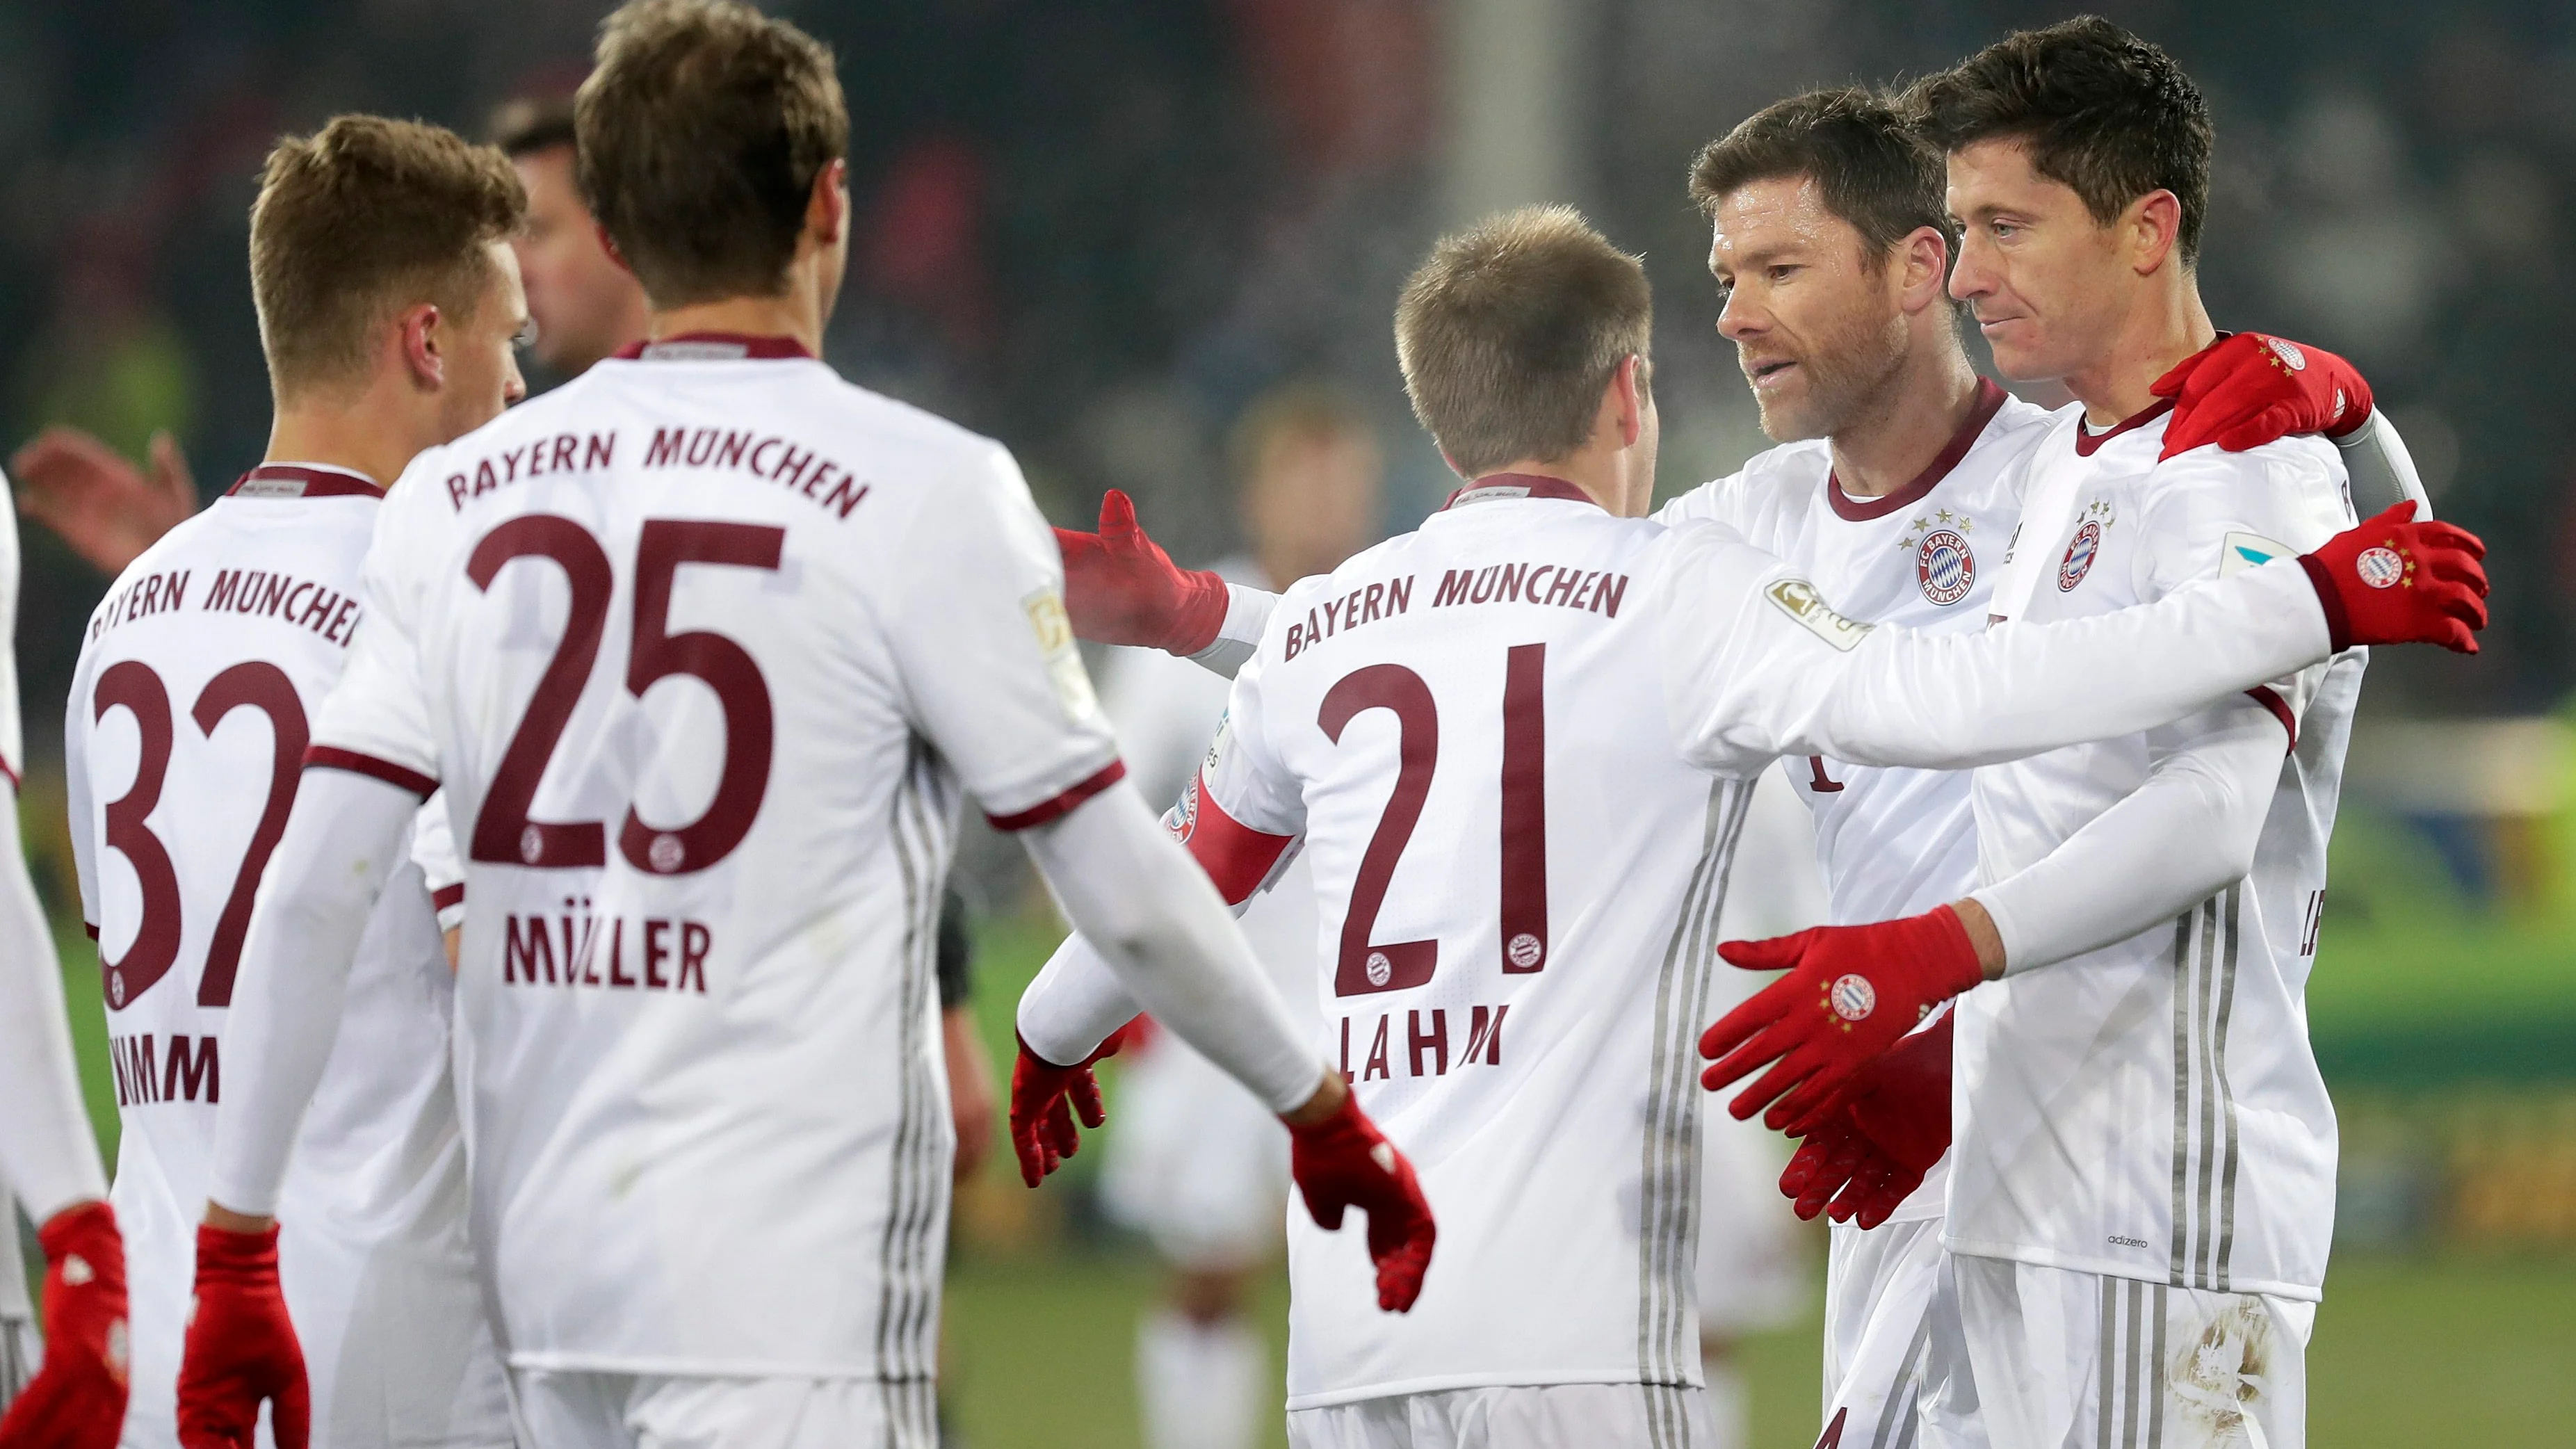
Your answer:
[87,565,362,647]
[503,903,712,994]
[108,1031,218,1107]
[1337,1004,1508,1082]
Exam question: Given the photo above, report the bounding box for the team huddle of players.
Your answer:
[0,5,2497,1449]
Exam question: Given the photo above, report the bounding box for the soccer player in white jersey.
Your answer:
[1039,83,2411,1449]
[1701,22,2466,1448]
[1094,385,1381,1449]
[1010,204,2483,1449]
[175,5,1432,1446]
[0,484,129,1449]
[58,117,532,1449]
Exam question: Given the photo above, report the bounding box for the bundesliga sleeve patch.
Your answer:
[1023,587,1100,722]
[1765,578,1874,652]
[2219,532,2292,579]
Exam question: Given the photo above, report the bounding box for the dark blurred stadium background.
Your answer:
[5,1,2573,1444]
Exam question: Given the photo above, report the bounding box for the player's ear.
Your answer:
[806,158,848,248]
[1612,354,1647,449]
[2128,188,2184,276]
[398,302,445,392]
[1895,226,1951,315]
[594,222,635,277]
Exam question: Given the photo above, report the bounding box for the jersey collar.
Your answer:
[226,462,385,500]
[614,332,816,362]
[2072,395,2176,457]
[1439,472,1602,512]
[1826,377,2008,521]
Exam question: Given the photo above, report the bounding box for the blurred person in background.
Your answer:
[487,96,654,382]
[1093,383,1381,1449]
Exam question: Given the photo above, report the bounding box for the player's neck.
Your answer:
[1480,448,1647,518]
[2061,277,2215,428]
[1825,346,1986,500]
[648,289,825,360]
[263,397,419,490]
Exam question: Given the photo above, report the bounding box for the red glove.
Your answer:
[1008,1028,1126,1188]
[1779,1013,1953,1229]
[2296,503,2489,654]
[0,1201,128,1449]
[2155,332,2371,460]
[1053,489,1230,655]
[1699,906,1984,1131]
[1286,1090,1436,1313]
[174,1223,307,1449]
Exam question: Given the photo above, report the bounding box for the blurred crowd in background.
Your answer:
[2,0,2573,743]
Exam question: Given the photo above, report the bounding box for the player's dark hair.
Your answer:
[1395,205,1652,478]
[488,95,578,159]
[249,115,526,404]
[1904,15,2213,263]
[574,0,848,306]
[1687,87,1954,262]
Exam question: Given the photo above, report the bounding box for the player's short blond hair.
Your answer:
[249,115,526,405]
[1393,205,1652,478]
[576,0,848,307]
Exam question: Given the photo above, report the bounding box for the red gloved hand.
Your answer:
[175,1223,307,1449]
[2296,502,2489,654]
[1286,1088,1436,1313]
[1699,906,1984,1131]
[1779,1013,1954,1229]
[1008,1027,1127,1188]
[0,1201,129,1449]
[1053,489,1230,655]
[2154,332,2372,460]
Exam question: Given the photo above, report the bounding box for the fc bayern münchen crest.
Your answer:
[1916,528,1975,605]
[2058,520,2102,592]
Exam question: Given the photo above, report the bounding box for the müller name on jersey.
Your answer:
[439,426,873,524]
[503,899,713,994]
[87,564,361,647]
[1281,562,1633,661]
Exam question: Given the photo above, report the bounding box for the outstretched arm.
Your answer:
[1055,489,1279,679]
[1667,504,2484,777]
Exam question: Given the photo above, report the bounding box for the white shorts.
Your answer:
[1816,1215,1944,1449]
[1288,1384,1712,1449]
[510,1370,933,1449]
[1103,1029,1290,1270]
[1692,1103,1808,1336]
[1920,1253,2313,1449]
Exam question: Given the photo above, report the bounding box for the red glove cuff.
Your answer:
[193,1222,282,1283]
[38,1200,120,1265]
[2294,553,2353,654]
[1920,905,1986,998]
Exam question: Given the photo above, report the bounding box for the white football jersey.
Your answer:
[306,334,1125,1379]
[62,464,505,1447]
[1959,401,2358,1301]
[1660,381,2054,1224]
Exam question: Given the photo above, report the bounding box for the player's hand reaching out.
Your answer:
[2298,502,2488,654]
[9,426,198,576]
[0,1201,129,1449]
[1283,1076,1436,1313]
[1700,905,1984,1130]
[1007,1027,1126,1187]
[1053,489,1230,655]
[1779,1012,1954,1229]
[175,1218,309,1449]
[2153,332,2370,460]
